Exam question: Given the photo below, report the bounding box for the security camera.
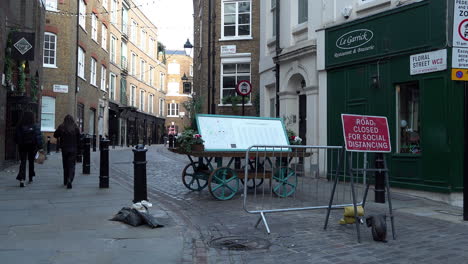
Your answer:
[342,6,352,19]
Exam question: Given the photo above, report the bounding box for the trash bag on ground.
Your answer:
[110,207,144,227]
[110,206,164,228]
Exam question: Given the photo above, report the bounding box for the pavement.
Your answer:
[1,145,468,264]
[0,148,183,264]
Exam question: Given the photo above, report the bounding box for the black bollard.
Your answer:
[82,135,91,174]
[47,136,51,155]
[133,144,148,203]
[76,134,83,163]
[374,153,386,203]
[99,139,110,188]
[92,134,97,152]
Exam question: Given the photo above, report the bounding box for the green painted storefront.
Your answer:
[325,0,464,193]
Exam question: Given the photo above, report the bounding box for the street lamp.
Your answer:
[181,73,188,81]
[184,38,193,56]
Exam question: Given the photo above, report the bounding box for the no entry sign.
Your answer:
[236,80,252,96]
[341,114,391,153]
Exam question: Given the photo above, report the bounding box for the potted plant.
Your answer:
[176,129,205,153]
[287,129,303,145]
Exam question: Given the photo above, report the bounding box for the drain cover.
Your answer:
[209,236,270,251]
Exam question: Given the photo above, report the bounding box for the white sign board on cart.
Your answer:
[196,114,289,151]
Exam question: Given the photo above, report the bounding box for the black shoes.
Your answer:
[19,181,25,187]
[67,182,72,189]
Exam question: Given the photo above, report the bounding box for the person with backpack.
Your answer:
[14,111,43,187]
[54,115,80,189]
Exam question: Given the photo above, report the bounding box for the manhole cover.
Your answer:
[209,236,270,251]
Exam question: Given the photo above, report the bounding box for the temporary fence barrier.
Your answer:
[243,145,369,235]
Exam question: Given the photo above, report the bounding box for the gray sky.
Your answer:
[136,0,194,51]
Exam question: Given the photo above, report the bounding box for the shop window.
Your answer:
[396,82,420,154]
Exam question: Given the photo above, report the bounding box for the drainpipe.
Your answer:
[74,0,79,119]
[207,0,212,114]
[275,0,282,117]
[211,0,216,114]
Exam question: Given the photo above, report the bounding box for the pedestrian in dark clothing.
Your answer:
[54,115,80,189]
[14,111,43,187]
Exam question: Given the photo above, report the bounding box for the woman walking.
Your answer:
[14,112,43,187]
[54,115,80,189]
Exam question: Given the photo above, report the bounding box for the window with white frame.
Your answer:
[122,3,129,35]
[91,13,98,41]
[90,58,97,86]
[101,24,107,50]
[110,35,117,63]
[43,32,57,67]
[102,0,108,10]
[139,90,145,111]
[111,0,118,23]
[148,94,154,113]
[78,47,85,79]
[140,60,145,81]
[168,63,180,74]
[221,60,251,102]
[130,85,136,107]
[298,0,308,24]
[167,103,179,117]
[159,73,165,91]
[41,96,55,132]
[45,0,58,11]
[159,98,164,116]
[141,30,146,51]
[109,73,116,100]
[222,0,251,38]
[168,82,179,96]
[131,20,138,43]
[100,65,107,91]
[149,66,154,86]
[131,53,137,75]
[79,0,86,30]
[149,38,155,57]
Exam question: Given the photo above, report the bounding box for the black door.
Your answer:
[299,94,307,144]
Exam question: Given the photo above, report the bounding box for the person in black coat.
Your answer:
[54,115,80,189]
[14,111,43,187]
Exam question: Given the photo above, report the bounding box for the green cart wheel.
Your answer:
[182,162,210,191]
[272,167,297,197]
[208,167,239,200]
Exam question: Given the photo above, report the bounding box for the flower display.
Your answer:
[290,135,303,145]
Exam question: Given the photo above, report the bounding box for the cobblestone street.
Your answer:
[107,145,468,264]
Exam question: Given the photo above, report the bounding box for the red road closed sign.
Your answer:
[341,114,391,153]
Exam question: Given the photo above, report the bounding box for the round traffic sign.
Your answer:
[458,19,468,42]
[236,80,252,96]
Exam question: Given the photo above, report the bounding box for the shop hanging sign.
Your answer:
[11,32,35,61]
[341,114,391,153]
[409,49,447,75]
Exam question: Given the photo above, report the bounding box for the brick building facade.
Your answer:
[165,50,193,134]
[1,0,45,165]
[193,0,260,117]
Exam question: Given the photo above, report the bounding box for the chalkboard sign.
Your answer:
[196,114,289,151]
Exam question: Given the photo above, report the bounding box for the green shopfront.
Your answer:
[325,0,464,194]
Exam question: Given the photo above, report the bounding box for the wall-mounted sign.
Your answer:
[333,29,375,59]
[452,47,468,68]
[11,32,35,60]
[451,68,468,81]
[221,45,236,55]
[341,114,391,153]
[453,1,468,47]
[409,49,447,75]
[53,84,68,93]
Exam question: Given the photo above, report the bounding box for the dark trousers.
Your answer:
[62,150,77,185]
[17,145,36,182]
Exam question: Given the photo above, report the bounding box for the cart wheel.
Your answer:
[208,167,239,200]
[182,162,209,191]
[272,167,297,197]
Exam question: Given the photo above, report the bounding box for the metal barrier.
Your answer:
[243,145,368,235]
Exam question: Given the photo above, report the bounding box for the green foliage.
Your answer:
[17,63,26,92]
[176,129,204,153]
[182,95,203,130]
[222,95,244,105]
